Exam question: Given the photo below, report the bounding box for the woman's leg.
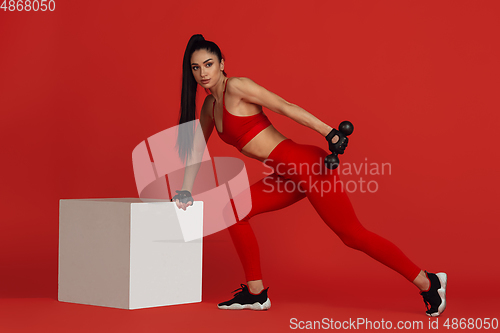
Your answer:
[264,139,422,283]
[226,171,306,293]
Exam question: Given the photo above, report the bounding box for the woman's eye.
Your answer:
[206,63,212,67]
[192,66,198,70]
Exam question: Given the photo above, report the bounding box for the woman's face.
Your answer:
[191,49,224,88]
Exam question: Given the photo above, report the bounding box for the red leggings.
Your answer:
[226,138,421,282]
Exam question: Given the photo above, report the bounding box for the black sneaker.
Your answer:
[217,284,271,310]
[420,271,447,316]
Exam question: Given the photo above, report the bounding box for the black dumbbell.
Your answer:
[324,121,354,170]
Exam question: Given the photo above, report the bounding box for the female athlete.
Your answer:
[171,34,447,316]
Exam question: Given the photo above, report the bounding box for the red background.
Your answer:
[1,0,499,331]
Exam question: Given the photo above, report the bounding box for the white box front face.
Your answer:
[58,200,131,309]
[129,202,203,309]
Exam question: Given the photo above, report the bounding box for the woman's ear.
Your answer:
[220,59,224,71]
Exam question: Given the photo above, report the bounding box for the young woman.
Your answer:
[171,34,447,316]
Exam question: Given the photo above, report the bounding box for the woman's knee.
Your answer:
[337,228,368,250]
[228,216,250,228]
[339,234,361,249]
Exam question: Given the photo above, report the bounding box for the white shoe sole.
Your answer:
[427,272,447,317]
[217,298,271,311]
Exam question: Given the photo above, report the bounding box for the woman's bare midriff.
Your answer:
[240,125,288,162]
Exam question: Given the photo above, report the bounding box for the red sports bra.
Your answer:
[212,78,272,151]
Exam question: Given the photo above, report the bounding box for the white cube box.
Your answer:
[58,198,203,310]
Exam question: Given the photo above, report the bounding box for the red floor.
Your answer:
[2,212,500,332]
[1,270,499,333]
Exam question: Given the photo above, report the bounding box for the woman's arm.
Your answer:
[229,77,335,138]
[179,95,214,193]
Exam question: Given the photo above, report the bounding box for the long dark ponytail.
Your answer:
[176,34,227,163]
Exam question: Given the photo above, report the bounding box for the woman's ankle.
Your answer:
[413,270,430,292]
[247,280,264,294]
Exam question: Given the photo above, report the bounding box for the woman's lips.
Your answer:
[201,79,210,84]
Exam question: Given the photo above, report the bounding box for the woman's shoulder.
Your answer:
[226,76,259,94]
[227,76,253,85]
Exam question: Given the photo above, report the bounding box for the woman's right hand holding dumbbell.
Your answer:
[324,121,354,170]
